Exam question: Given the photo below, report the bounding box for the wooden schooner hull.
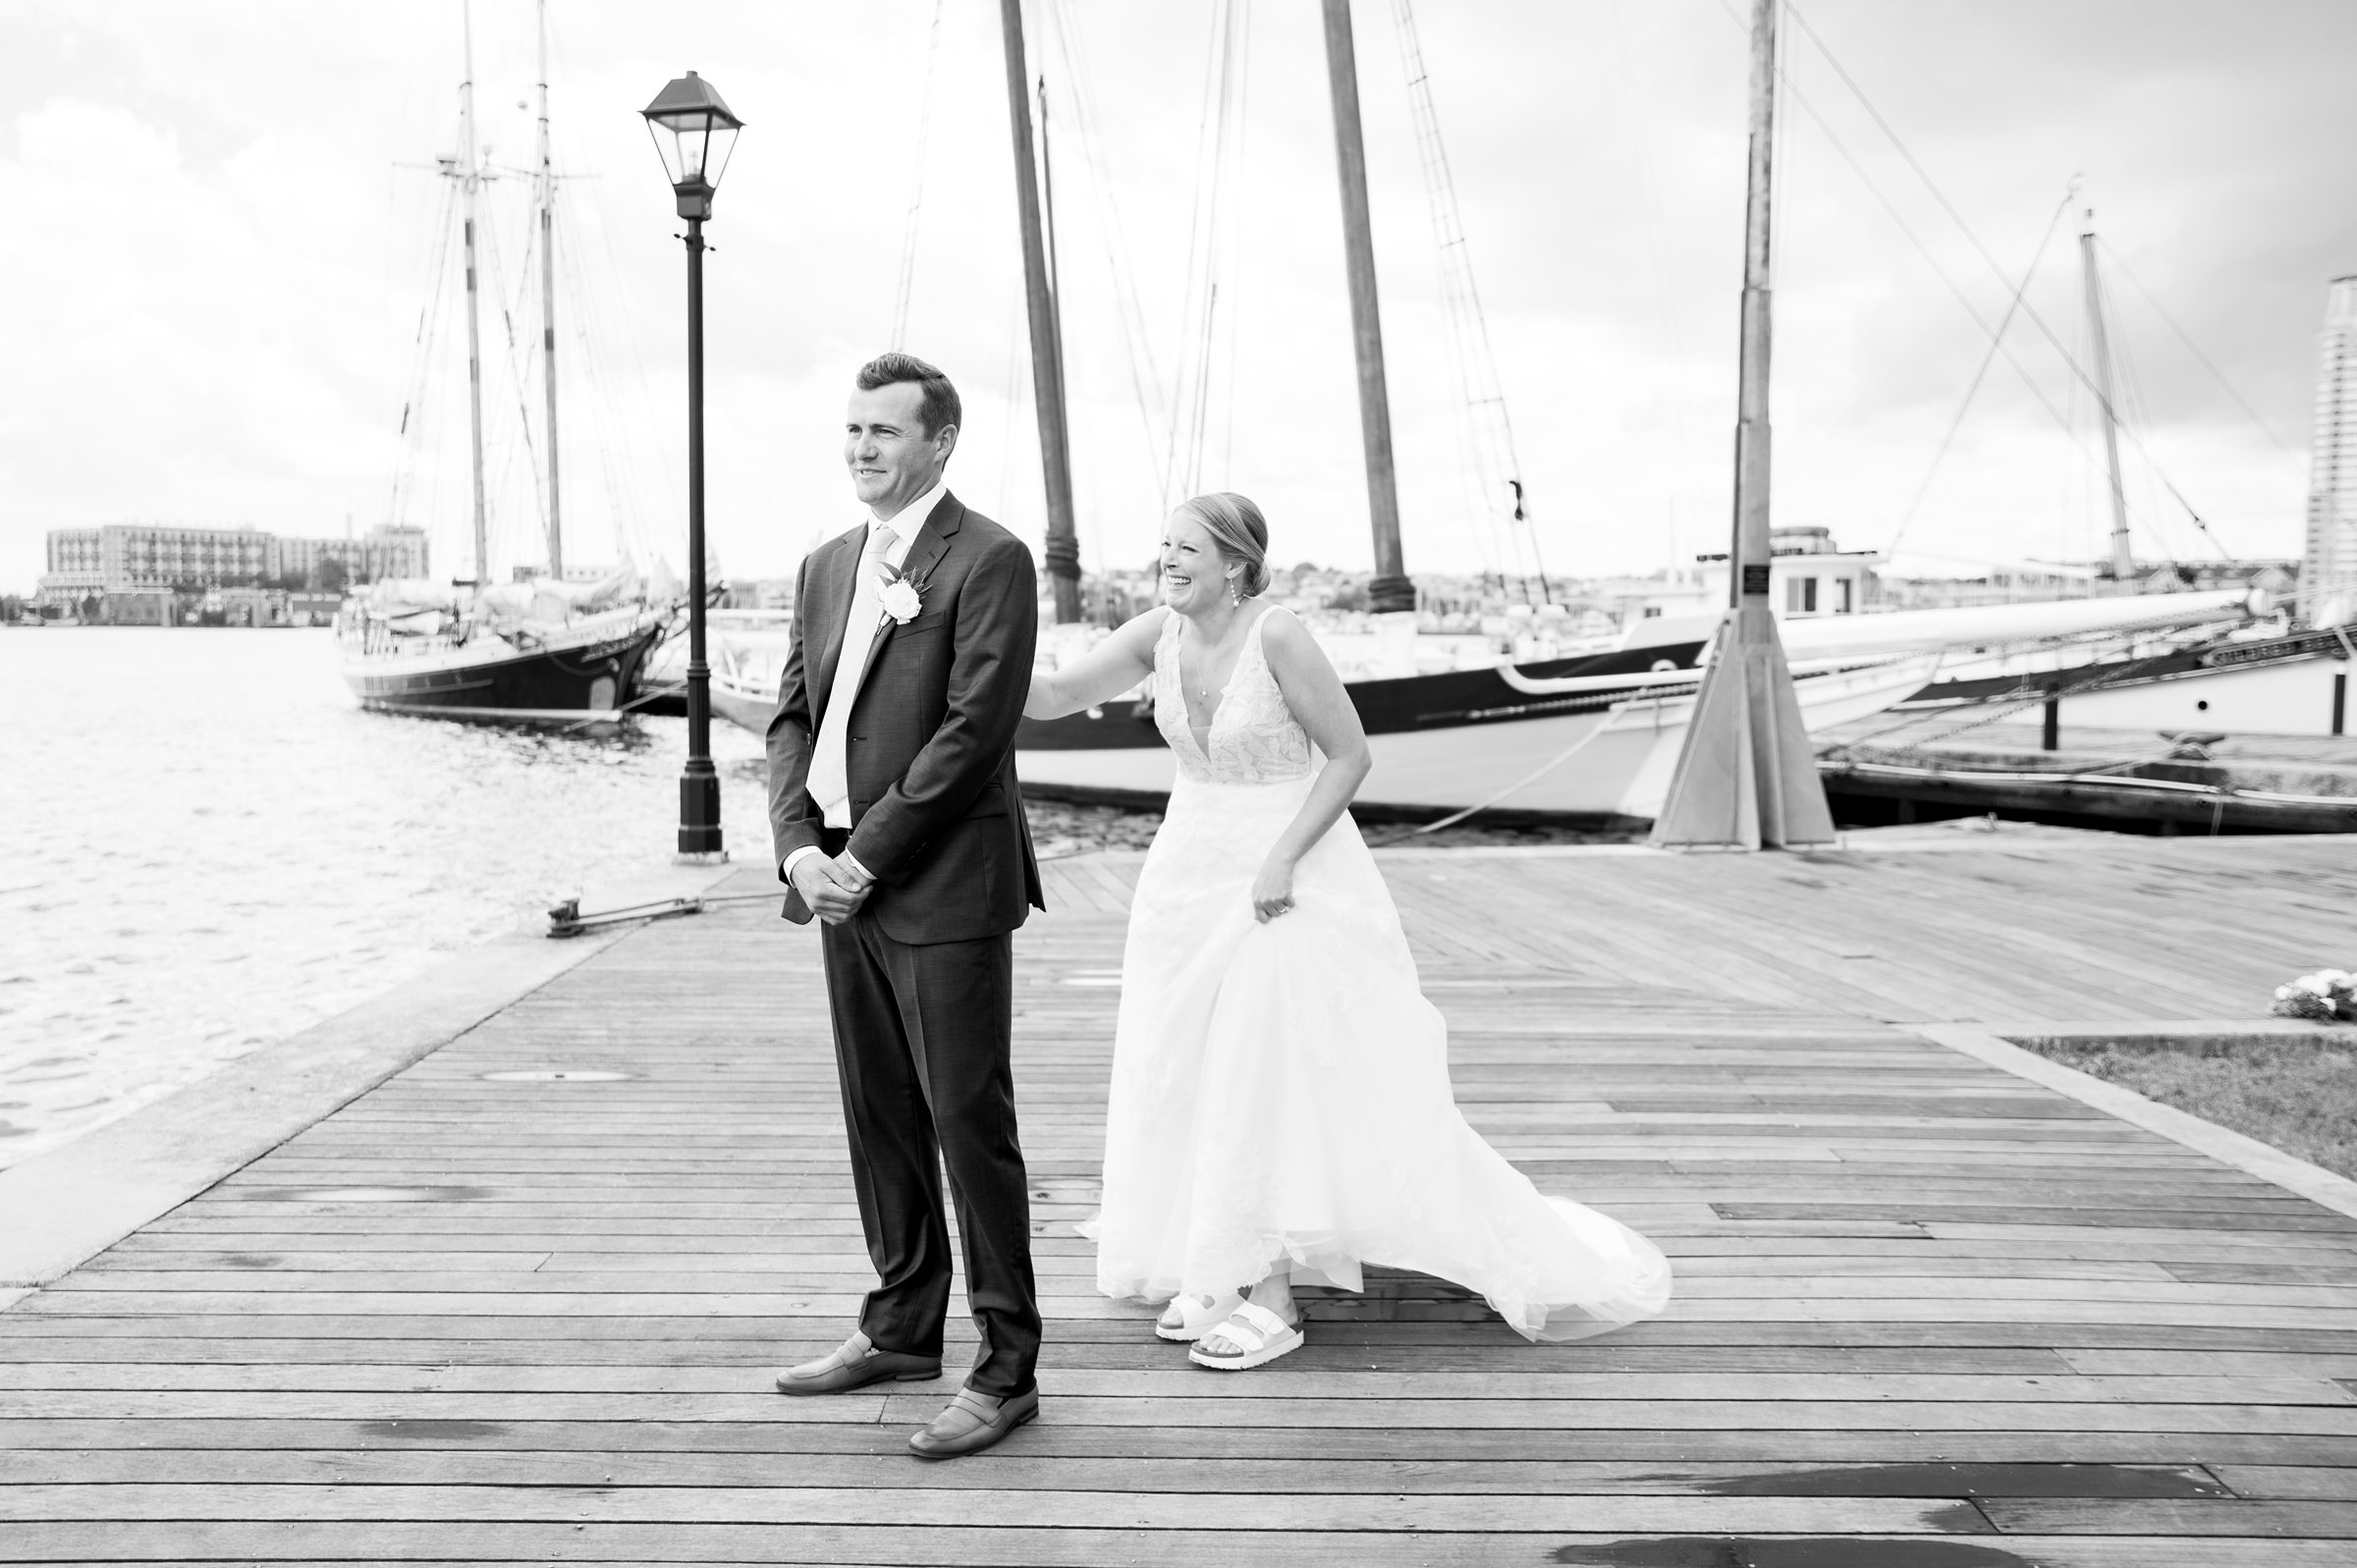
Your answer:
[341,612,667,723]
[1014,647,1928,825]
[1896,621,2355,738]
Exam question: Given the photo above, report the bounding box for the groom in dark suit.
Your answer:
[765,352,1045,1459]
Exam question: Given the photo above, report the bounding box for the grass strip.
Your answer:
[2026,1035,2357,1180]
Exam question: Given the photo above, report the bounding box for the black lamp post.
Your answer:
[641,71,742,862]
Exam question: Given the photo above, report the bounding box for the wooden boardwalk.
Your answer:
[4,834,2356,1563]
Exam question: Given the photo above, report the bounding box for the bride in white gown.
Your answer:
[1024,493,1671,1369]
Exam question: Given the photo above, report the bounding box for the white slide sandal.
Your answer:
[1187,1301,1304,1371]
[1154,1290,1245,1342]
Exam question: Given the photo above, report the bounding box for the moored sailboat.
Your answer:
[1004,0,1931,827]
[339,0,673,722]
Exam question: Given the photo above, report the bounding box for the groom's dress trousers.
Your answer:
[767,491,1046,1399]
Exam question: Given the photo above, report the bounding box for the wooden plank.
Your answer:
[0,1523,2350,1567]
[1977,1496,2357,1536]
[0,1483,1992,1532]
[0,1450,2239,1495]
[4,1417,2352,1466]
[0,1338,2090,1376]
[0,1365,2342,1409]
[2208,1466,2357,1500]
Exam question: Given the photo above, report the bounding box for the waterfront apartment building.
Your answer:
[37,522,428,608]
[2304,275,2357,625]
[40,524,274,601]
[270,525,430,586]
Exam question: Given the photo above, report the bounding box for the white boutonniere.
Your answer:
[876,562,926,626]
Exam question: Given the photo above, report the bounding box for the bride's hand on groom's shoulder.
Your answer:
[1250,857,1296,924]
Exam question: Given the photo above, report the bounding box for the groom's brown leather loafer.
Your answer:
[907,1384,1039,1459]
[773,1330,942,1396]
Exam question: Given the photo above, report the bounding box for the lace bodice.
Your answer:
[1152,606,1315,785]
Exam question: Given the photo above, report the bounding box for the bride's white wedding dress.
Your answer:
[1082,605,1672,1341]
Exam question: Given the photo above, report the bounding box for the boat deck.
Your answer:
[1818,719,2357,833]
[5,832,2356,1562]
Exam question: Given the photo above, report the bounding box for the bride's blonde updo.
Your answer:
[1173,492,1272,599]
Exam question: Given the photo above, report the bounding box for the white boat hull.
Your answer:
[2035,657,2346,736]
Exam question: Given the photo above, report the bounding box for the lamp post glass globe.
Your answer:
[640,70,741,221]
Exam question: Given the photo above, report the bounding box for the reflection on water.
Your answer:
[0,627,769,1168]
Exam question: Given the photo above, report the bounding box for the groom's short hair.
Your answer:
[856,352,961,439]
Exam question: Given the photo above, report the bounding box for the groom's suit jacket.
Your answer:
[766,491,1045,946]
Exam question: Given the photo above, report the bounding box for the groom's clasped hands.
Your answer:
[789,852,874,924]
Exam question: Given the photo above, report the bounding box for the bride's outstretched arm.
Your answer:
[1023,606,1168,719]
[1253,610,1373,920]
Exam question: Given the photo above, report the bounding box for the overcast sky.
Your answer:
[3,0,2352,596]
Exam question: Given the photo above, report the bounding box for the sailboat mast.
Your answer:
[1038,76,1069,411]
[1319,0,1412,615]
[1646,0,1838,851]
[1728,0,1776,598]
[2077,199,2134,582]
[535,0,563,579]
[997,0,1081,623]
[458,0,490,585]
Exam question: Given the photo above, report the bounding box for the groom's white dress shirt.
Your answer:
[782,481,942,887]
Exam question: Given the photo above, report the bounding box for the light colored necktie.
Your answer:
[807,524,897,828]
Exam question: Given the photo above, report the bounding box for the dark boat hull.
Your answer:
[1824,759,2357,835]
[1014,638,1712,756]
[343,619,666,721]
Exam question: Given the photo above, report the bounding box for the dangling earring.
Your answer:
[1229,574,1243,607]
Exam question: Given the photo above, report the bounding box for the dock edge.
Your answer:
[1913,1020,2357,1223]
[0,859,746,1294]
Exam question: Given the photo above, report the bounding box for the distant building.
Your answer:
[365,526,430,581]
[1621,526,1882,622]
[2304,275,2357,625]
[1875,563,2095,612]
[38,523,273,605]
[37,522,428,610]
[270,524,429,586]
[719,576,798,612]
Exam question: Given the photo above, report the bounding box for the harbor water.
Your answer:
[0,627,773,1169]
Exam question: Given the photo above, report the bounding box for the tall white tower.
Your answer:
[2303,275,2357,626]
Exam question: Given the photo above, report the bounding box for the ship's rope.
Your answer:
[388,180,463,541]
[1818,629,2233,760]
[552,192,667,572]
[544,11,670,571]
[1389,0,1544,602]
[1031,71,1116,610]
[1042,0,1178,516]
[547,890,784,939]
[480,186,551,564]
[2100,256,2228,563]
[1886,189,2072,557]
[1165,0,1252,503]
[1602,0,1700,575]
[889,0,946,349]
[1363,711,1627,845]
[2099,237,2306,468]
[1743,2,2219,563]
